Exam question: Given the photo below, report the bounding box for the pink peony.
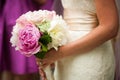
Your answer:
[18,24,41,56]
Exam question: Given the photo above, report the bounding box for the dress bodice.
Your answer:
[61,0,98,30]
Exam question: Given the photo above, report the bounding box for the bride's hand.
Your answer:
[37,45,68,68]
[40,48,62,68]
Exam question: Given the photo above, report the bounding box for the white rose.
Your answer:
[48,16,69,50]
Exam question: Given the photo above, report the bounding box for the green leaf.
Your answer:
[39,32,52,45]
[34,51,46,59]
[41,44,48,52]
[37,21,50,32]
[34,44,48,59]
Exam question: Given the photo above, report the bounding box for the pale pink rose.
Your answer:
[17,10,56,25]
[41,10,56,21]
[25,11,43,24]
[26,10,56,24]
[16,14,33,27]
[17,24,41,56]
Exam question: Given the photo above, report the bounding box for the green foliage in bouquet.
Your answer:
[34,20,52,59]
[37,21,50,32]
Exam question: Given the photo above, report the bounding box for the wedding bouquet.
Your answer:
[10,10,69,80]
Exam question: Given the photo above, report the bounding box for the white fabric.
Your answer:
[53,0,115,80]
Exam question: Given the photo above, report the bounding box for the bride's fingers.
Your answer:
[42,62,51,68]
[36,61,40,66]
[39,67,46,76]
[41,59,50,64]
[36,58,43,67]
[37,58,53,68]
[40,59,53,68]
[39,68,47,80]
[36,58,42,62]
[39,68,44,76]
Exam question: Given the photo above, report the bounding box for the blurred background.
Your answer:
[0,0,54,80]
[115,0,120,80]
[0,0,120,80]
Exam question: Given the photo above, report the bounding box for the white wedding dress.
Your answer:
[53,0,115,80]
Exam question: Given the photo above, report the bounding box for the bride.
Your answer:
[37,0,119,80]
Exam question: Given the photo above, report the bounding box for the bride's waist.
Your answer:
[65,18,98,31]
[67,23,97,31]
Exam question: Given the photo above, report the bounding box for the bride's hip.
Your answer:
[68,29,114,53]
[59,39,115,70]
[67,29,115,63]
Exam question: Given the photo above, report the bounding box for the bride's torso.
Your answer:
[61,0,98,30]
[54,1,115,80]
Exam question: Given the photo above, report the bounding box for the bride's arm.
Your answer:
[58,0,119,57]
[40,0,119,67]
